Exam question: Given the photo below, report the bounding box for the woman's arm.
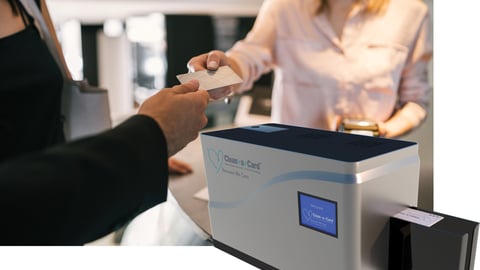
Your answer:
[382,11,433,138]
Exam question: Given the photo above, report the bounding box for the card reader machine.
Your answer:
[201,124,420,270]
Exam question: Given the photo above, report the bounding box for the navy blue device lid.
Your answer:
[202,123,416,162]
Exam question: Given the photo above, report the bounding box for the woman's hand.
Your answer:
[187,50,238,100]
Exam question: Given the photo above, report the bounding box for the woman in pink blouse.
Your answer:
[188,0,432,138]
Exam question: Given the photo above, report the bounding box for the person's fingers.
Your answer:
[187,54,208,72]
[172,80,200,94]
[187,50,227,72]
[168,158,193,175]
[198,89,211,104]
[208,86,233,100]
[207,51,222,70]
[377,122,389,137]
[186,89,210,130]
[193,93,210,130]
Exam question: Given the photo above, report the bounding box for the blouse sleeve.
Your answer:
[396,10,433,126]
[226,0,280,91]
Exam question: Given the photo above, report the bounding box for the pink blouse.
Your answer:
[227,0,432,131]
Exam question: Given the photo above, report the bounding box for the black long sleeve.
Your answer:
[0,115,169,245]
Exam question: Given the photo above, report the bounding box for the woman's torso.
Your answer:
[266,0,428,130]
[0,0,64,162]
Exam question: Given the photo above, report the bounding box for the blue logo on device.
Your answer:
[207,148,224,173]
[207,148,262,174]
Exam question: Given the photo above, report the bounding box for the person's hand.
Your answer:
[377,122,389,138]
[378,116,414,139]
[138,80,209,157]
[187,50,230,72]
[168,157,193,175]
[187,50,235,100]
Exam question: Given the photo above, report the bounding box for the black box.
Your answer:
[389,207,479,270]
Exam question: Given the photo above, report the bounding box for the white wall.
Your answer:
[46,0,265,24]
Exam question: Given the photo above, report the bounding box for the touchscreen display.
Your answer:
[298,192,338,237]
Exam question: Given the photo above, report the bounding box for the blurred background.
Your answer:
[47,0,269,127]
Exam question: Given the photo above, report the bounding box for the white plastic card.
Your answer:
[176,66,243,91]
[393,208,444,227]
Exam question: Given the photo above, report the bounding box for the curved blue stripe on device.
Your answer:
[209,170,356,209]
[209,155,418,209]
